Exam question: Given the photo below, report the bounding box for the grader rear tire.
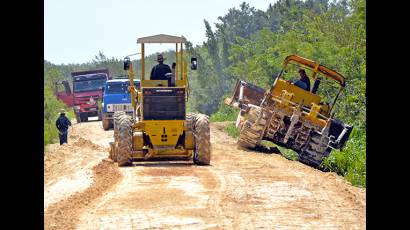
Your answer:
[237,106,268,149]
[116,114,133,166]
[113,111,126,142]
[190,113,211,165]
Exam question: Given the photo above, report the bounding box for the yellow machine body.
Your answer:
[125,34,194,160]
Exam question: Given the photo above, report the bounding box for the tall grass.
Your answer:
[224,123,240,138]
[210,103,239,122]
[322,128,366,187]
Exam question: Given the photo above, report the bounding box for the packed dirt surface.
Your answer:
[44,120,365,230]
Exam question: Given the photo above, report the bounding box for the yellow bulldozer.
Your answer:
[225,55,352,168]
[109,34,211,166]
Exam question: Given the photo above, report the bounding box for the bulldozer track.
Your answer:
[44,120,365,229]
[237,106,269,149]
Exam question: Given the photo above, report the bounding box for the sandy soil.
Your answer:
[44,120,365,230]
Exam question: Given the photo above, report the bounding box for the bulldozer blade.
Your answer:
[225,80,266,108]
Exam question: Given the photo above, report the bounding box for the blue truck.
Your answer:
[101,78,140,130]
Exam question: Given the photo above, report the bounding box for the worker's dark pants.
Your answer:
[59,130,68,145]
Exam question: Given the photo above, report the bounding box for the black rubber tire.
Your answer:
[113,111,126,142]
[80,113,88,122]
[237,106,268,149]
[190,113,211,165]
[116,115,133,166]
[75,113,81,123]
[102,118,110,130]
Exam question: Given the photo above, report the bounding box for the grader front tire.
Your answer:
[191,113,211,165]
[116,115,133,166]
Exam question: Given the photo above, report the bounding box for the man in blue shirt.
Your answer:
[56,109,72,145]
[294,69,311,91]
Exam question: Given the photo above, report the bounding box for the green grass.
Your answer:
[260,140,299,161]
[210,103,239,122]
[322,128,366,187]
[224,123,240,138]
[44,86,75,148]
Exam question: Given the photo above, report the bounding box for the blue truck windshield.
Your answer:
[106,83,129,94]
[73,79,106,93]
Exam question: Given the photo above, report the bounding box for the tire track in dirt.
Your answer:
[44,159,122,230]
[44,120,112,210]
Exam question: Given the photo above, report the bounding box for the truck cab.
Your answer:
[71,69,111,122]
[101,78,140,130]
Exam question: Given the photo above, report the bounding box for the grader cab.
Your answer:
[109,34,211,166]
[225,55,352,168]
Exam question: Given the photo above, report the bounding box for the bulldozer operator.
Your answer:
[150,54,172,80]
[293,69,311,91]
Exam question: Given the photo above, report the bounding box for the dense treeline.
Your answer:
[44,0,365,186]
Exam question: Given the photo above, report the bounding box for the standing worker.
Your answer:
[56,109,72,145]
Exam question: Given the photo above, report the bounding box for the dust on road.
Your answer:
[44,120,365,230]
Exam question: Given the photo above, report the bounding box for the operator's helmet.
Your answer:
[157,54,165,62]
[60,109,66,114]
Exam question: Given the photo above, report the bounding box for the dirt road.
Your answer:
[44,120,365,230]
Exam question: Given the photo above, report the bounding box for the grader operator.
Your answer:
[109,34,211,166]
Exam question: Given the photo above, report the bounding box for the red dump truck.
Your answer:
[55,69,111,123]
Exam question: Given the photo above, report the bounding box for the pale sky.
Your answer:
[44,0,277,65]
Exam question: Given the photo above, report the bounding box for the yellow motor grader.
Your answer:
[109,34,211,166]
[225,55,352,168]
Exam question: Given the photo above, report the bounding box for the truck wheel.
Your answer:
[191,113,211,165]
[80,113,88,122]
[102,118,110,130]
[114,111,126,142]
[116,114,133,166]
[75,114,81,123]
[237,106,268,149]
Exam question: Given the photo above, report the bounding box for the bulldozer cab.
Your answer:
[271,55,346,117]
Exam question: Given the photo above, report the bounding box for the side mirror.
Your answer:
[102,86,105,92]
[124,57,131,70]
[190,57,197,70]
